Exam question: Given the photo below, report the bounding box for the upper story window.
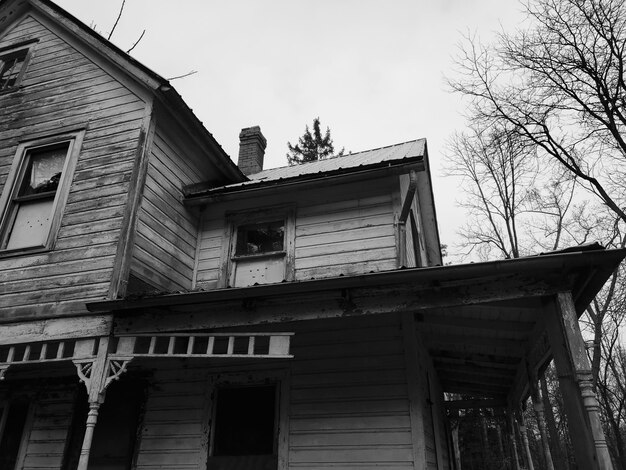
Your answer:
[0,131,84,254]
[220,206,295,288]
[0,41,34,92]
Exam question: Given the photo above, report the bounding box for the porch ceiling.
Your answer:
[416,301,542,400]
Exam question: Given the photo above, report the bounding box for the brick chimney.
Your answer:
[237,126,267,176]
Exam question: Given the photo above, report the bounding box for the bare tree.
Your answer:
[449,0,626,224]
[444,125,537,259]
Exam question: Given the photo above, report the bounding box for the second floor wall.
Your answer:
[194,173,430,290]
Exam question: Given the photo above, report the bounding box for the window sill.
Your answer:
[0,245,49,259]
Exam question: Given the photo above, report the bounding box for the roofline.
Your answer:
[13,0,244,183]
[87,247,626,314]
[184,156,426,204]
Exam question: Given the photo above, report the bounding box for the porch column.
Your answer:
[73,337,131,470]
[545,292,613,470]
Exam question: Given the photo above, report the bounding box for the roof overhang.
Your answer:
[89,246,624,314]
[88,246,625,405]
[184,157,425,205]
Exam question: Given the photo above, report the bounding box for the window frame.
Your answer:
[0,39,37,93]
[219,205,296,288]
[204,370,290,470]
[0,130,84,256]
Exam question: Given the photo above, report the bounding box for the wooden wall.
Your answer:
[0,12,148,320]
[131,314,451,470]
[195,177,400,288]
[16,386,74,470]
[130,124,205,291]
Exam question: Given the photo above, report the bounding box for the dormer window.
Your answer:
[0,46,29,92]
[220,206,295,288]
[0,132,83,254]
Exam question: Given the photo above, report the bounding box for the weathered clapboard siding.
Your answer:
[20,388,74,470]
[0,12,149,320]
[134,370,207,470]
[130,126,205,291]
[288,316,412,469]
[195,179,400,288]
[131,315,438,470]
[295,193,397,279]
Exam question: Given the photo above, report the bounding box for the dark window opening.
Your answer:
[235,221,284,256]
[0,49,27,91]
[0,398,30,470]
[208,384,278,470]
[62,379,144,470]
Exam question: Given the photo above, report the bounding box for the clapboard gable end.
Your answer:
[0,6,152,322]
[0,0,244,321]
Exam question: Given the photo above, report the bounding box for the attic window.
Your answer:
[0,47,29,91]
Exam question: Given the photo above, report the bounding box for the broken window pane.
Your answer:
[0,49,27,90]
[235,221,284,256]
[19,146,66,196]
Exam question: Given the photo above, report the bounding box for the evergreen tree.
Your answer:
[286,117,344,165]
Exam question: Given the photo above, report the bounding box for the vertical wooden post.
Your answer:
[401,313,428,469]
[74,337,111,470]
[77,402,102,470]
[546,293,613,470]
[517,410,535,470]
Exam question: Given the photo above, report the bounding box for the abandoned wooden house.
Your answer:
[0,0,624,469]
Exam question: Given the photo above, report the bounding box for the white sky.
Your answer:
[55,0,525,255]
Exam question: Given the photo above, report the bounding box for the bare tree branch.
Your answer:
[108,0,126,40]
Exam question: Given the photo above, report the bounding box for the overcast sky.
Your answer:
[55,0,525,255]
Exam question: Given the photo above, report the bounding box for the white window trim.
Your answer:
[0,130,84,256]
[203,370,290,470]
[218,204,296,288]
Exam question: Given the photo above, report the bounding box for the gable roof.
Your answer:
[185,138,427,199]
[0,0,244,182]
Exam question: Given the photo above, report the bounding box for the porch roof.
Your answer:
[88,244,626,405]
